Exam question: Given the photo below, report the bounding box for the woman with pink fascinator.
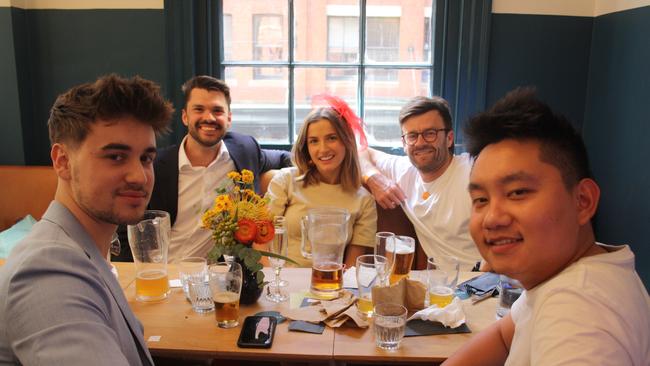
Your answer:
[265,94,377,268]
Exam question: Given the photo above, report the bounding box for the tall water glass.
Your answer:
[374,232,395,286]
[356,254,387,318]
[266,216,289,302]
[427,255,460,308]
[208,262,243,328]
[373,303,407,350]
[127,210,171,302]
[388,235,415,284]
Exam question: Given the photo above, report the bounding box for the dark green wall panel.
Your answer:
[486,14,593,129]
[0,7,25,165]
[20,9,168,165]
[584,6,650,285]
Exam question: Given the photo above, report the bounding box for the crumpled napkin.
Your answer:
[284,290,369,328]
[407,296,466,328]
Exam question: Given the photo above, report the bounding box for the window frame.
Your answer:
[164,0,492,152]
[218,0,438,146]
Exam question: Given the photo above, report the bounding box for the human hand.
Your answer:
[366,173,406,210]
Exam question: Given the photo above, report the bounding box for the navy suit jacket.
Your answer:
[113,131,291,261]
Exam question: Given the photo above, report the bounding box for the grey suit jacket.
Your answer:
[0,202,153,366]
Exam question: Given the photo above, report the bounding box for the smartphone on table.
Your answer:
[237,316,277,348]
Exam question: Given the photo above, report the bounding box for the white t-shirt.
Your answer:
[265,167,377,267]
[506,244,650,366]
[374,153,479,270]
[168,137,236,263]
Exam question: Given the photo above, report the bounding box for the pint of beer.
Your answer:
[387,236,415,284]
[311,261,344,296]
[427,255,459,308]
[307,208,350,299]
[208,262,242,328]
[127,210,171,302]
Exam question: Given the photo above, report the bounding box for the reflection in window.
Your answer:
[366,17,400,81]
[224,14,233,79]
[327,16,358,80]
[253,14,284,79]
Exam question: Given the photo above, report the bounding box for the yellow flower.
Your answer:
[201,209,218,229]
[241,169,254,184]
[227,171,241,181]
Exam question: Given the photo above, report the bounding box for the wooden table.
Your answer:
[117,264,498,364]
[118,264,336,362]
[332,272,498,364]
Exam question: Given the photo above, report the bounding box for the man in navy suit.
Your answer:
[115,75,291,262]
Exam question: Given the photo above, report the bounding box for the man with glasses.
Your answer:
[360,96,480,270]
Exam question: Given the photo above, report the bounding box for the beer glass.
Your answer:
[266,216,289,303]
[427,255,459,308]
[208,261,243,328]
[308,208,350,299]
[127,210,171,302]
[388,235,415,284]
[374,232,395,286]
[356,254,387,318]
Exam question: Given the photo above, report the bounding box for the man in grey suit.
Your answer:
[0,74,173,365]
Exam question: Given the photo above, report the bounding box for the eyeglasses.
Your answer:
[401,128,449,146]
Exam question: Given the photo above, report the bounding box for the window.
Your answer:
[365,17,400,81]
[326,16,358,80]
[212,0,489,148]
[253,14,285,79]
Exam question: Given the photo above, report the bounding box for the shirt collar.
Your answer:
[178,135,230,172]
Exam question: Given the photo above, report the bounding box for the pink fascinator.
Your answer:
[311,94,368,150]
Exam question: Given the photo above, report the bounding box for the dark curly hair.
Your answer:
[48,74,173,146]
[464,87,592,189]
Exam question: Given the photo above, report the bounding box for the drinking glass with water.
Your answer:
[373,303,407,350]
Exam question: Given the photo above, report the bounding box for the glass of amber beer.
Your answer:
[387,236,415,284]
[208,262,242,328]
[127,210,171,302]
[307,208,350,299]
[427,255,459,308]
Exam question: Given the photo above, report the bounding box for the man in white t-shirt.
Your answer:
[360,96,480,270]
[444,88,649,365]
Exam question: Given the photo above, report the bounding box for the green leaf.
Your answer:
[208,246,222,262]
[257,250,300,265]
[256,271,265,285]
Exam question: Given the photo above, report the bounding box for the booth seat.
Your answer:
[0,166,424,268]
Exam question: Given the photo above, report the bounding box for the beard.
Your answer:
[188,120,227,148]
[407,145,451,174]
[72,171,149,226]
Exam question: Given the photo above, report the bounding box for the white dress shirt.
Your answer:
[168,137,236,263]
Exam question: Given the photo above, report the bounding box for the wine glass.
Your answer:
[266,216,288,302]
[374,232,395,286]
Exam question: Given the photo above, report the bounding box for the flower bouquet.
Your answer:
[201,169,295,291]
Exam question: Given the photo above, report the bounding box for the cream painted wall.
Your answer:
[493,0,650,16]
[0,0,163,9]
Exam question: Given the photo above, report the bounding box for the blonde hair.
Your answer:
[292,108,362,192]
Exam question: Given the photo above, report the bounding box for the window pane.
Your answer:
[365,0,433,64]
[294,67,358,139]
[294,0,359,63]
[225,66,289,144]
[364,68,431,146]
[223,0,288,62]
